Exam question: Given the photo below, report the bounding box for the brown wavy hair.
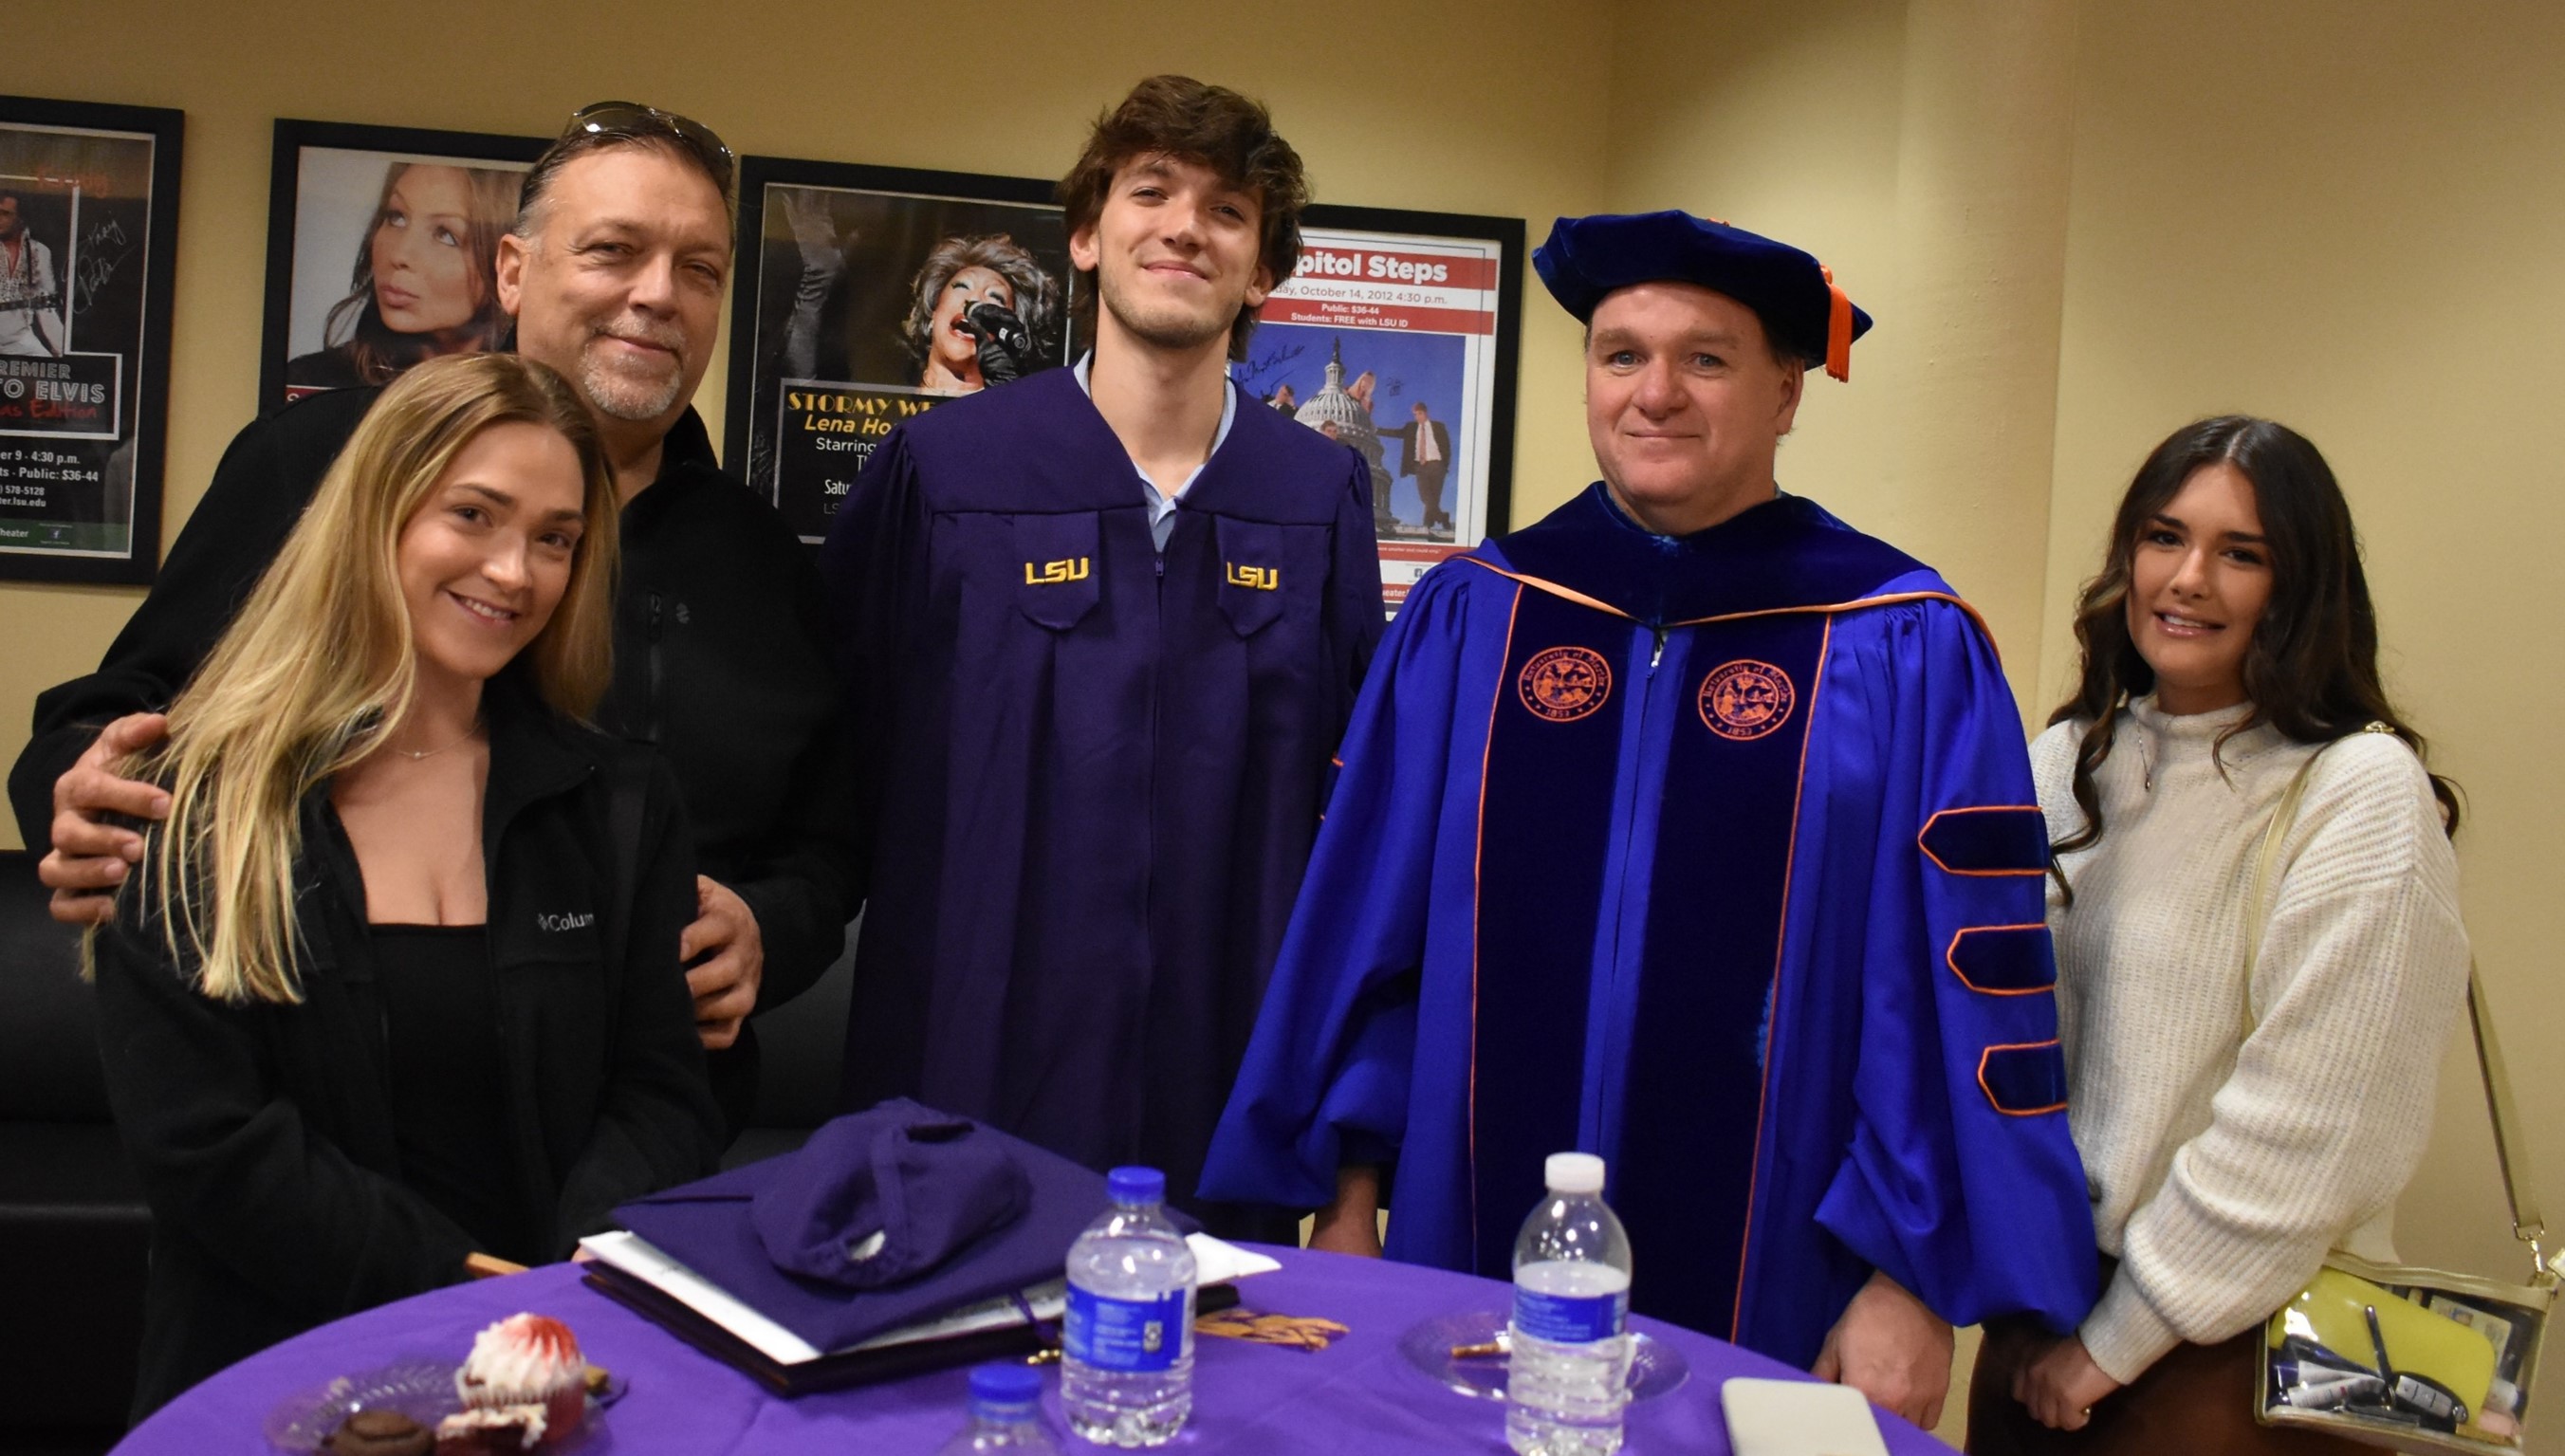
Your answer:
[2047,416,2459,895]
[1057,75,1309,362]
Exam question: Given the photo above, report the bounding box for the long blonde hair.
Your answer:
[106,353,619,1004]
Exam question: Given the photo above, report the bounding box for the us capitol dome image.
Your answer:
[1289,340,1399,532]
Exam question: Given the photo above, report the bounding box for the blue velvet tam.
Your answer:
[1533,211,1874,380]
[749,1100,1030,1290]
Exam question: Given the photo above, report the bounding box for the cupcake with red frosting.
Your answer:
[453,1314,583,1441]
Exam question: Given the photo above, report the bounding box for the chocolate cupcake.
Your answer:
[323,1408,433,1456]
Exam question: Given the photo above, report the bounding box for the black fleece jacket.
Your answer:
[91,682,722,1418]
[9,390,859,1013]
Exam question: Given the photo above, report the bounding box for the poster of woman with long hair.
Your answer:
[259,120,544,409]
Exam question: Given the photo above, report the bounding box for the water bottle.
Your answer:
[1061,1167,1197,1447]
[935,1362,1060,1453]
[1505,1152,1633,1456]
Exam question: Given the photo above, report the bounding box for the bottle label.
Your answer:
[1513,1285,1628,1345]
[1064,1284,1191,1373]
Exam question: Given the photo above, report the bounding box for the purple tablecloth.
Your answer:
[115,1246,1955,1454]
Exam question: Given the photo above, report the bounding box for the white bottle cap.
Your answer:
[1545,1152,1606,1193]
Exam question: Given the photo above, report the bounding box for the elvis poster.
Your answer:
[0,96,182,584]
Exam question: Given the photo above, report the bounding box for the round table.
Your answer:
[114,1246,1956,1454]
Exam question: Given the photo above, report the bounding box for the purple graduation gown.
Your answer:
[1200,485,2095,1361]
[819,367,1384,1215]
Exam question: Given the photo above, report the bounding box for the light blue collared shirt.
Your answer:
[1073,352,1239,552]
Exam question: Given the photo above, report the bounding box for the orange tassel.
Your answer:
[1822,265,1854,382]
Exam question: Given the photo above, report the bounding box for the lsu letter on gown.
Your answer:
[819,367,1384,1214]
[1200,484,2095,1361]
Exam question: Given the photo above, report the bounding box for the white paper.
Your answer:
[579,1230,825,1365]
[1187,1233,1282,1285]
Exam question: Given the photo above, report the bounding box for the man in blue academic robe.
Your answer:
[1200,212,2094,1425]
[819,78,1383,1234]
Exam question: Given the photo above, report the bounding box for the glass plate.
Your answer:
[264,1358,622,1453]
[1398,1309,1688,1403]
[264,1358,461,1452]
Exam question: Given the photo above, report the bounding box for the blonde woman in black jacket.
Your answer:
[89,353,721,1418]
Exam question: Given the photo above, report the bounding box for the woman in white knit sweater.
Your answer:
[1968,416,2469,1454]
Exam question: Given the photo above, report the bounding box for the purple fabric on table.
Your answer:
[749,1102,1030,1290]
[616,1101,1104,1350]
[114,1246,1958,1455]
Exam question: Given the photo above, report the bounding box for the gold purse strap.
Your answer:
[2242,725,2548,1278]
[2469,966,2548,1269]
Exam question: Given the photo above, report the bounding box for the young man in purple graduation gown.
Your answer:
[818,78,1385,1238]
[1200,212,2096,1427]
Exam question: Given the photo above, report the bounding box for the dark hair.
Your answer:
[2047,416,2460,894]
[900,233,1061,376]
[1057,75,1308,362]
[320,163,517,385]
[515,101,737,241]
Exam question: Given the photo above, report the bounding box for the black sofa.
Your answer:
[0,849,149,1454]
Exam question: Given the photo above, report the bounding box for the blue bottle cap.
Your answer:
[969,1360,1043,1408]
[1107,1166,1166,1205]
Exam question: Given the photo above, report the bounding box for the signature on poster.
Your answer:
[75,217,132,315]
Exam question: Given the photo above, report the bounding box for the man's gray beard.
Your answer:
[580,349,686,423]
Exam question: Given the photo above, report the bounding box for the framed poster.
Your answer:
[723,157,1079,543]
[1237,204,1523,612]
[0,94,181,584]
[259,120,546,413]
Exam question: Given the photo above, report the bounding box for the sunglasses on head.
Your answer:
[562,101,734,177]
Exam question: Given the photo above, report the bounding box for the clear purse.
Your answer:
[2244,729,2557,1452]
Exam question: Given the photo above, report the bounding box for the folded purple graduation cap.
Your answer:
[750,1105,1030,1289]
[616,1100,1104,1352]
[1533,211,1874,381]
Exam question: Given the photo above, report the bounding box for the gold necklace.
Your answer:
[392,719,484,762]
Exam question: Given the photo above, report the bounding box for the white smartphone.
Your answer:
[1719,1376,1892,1456]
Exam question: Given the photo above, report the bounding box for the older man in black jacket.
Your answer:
[9,103,857,1133]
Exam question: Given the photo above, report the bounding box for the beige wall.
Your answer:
[1610,0,2078,710]
[1607,0,1915,595]
[0,0,1618,845]
[13,0,2559,1439]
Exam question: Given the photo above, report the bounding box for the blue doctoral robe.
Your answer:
[1199,484,2095,1361]
[819,367,1384,1220]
